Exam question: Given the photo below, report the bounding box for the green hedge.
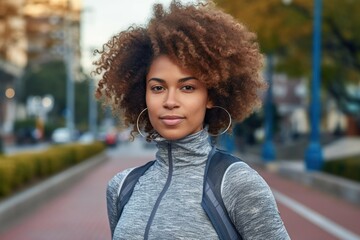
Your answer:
[0,142,105,197]
[322,155,360,183]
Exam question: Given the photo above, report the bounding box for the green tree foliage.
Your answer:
[20,61,92,129]
[215,0,360,81]
[20,61,67,119]
[215,0,360,122]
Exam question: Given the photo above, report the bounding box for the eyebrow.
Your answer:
[147,76,197,83]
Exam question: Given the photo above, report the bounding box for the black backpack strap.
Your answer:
[202,148,243,240]
[116,160,156,223]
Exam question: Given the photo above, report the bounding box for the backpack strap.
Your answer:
[116,148,242,240]
[202,148,243,240]
[116,160,156,223]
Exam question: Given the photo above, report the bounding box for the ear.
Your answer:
[206,98,213,109]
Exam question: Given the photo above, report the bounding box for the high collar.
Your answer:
[153,129,212,170]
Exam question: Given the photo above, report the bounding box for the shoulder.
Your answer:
[221,160,277,213]
[221,161,290,239]
[106,168,135,198]
[222,161,269,194]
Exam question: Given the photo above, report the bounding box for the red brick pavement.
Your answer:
[254,166,360,240]
[1,148,359,240]
[256,167,360,238]
[0,152,153,240]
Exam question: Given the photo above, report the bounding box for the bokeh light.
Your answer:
[5,88,15,99]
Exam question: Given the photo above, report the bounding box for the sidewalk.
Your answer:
[254,165,360,239]
[0,145,155,240]
[0,142,359,240]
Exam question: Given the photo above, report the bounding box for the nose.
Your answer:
[163,89,179,109]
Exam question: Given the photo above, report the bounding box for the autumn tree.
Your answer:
[215,0,360,132]
[216,0,359,75]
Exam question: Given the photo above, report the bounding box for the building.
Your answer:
[24,0,82,81]
[272,74,309,141]
[0,0,82,142]
[0,0,27,137]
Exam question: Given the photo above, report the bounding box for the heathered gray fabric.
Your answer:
[221,162,290,239]
[106,130,290,240]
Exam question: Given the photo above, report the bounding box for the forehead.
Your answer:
[146,55,192,79]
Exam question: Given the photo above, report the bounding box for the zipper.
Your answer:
[144,142,173,239]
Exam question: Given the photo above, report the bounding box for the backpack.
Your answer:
[117,147,243,240]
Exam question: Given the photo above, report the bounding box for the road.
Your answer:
[0,138,359,240]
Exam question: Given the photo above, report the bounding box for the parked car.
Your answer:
[15,128,39,145]
[51,128,73,144]
[78,131,96,144]
[104,129,118,147]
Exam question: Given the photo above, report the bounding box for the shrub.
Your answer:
[0,142,105,197]
[322,155,360,182]
[0,161,15,196]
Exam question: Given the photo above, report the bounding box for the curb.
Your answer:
[277,163,360,206]
[0,152,108,233]
[238,153,360,206]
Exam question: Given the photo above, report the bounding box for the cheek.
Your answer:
[145,93,157,125]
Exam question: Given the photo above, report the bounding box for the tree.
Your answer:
[215,0,360,132]
[20,61,67,120]
[215,0,360,77]
[20,61,91,130]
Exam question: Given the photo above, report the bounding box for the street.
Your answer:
[0,138,359,240]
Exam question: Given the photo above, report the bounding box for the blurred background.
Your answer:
[0,0,360,239]
[1,0,359,162]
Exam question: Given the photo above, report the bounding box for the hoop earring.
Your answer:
[208,106,232,137]
[136,108,148,138]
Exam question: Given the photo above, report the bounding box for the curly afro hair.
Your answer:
[93,0,267,139]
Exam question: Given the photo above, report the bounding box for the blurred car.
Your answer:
[15,128,39,145]
[104,130,118,147]
[78,131,96,144]
[51,128,72,144]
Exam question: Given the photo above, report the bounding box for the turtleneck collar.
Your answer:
[153,129,212,170]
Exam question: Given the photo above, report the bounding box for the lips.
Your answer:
[160,115,185,126]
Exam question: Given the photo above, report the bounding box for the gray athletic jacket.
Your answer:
[106,130,290,239]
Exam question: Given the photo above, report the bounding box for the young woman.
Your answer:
[94,1,290,239]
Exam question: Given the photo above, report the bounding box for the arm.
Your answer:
[106,168,133,238]
[221,162,290,240]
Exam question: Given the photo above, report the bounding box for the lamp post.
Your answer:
[0,86,4,154]
[262,54,276,162]
[88,78,97,138]
[65,0,75,138]
[305,0,323,170]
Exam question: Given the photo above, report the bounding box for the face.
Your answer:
[146,55,212,140]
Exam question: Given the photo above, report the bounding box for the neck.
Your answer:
[154,130,212,169]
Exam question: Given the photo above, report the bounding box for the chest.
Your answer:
[114,165,219,239]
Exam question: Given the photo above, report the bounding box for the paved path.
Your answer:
[0,139,359,240]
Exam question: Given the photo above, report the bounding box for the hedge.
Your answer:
[0,142,105,197]
[322,155,360,183]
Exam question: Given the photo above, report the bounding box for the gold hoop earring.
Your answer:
[208,106,232,137]
[136,108,148,138]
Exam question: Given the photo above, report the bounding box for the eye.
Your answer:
[150,85,164,92]
[181,85,195,92]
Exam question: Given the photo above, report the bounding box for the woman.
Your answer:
[94,1,290,239]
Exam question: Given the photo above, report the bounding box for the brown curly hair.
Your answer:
[93,0,267,139]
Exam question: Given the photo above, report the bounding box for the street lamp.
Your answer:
[65,0,75,136]
[305,0,323,170]
[262,54,276,162]
[88,77,97,139]
[262,0,296,162]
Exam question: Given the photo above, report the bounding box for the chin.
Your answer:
[157,128,202,141]
[156,129,188,141]
[159,133,186,141]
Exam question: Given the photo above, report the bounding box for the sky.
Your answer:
[81,0,195,73]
